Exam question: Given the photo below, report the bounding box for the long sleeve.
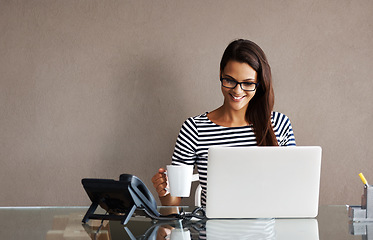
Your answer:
[272,112,296,146]
[171,117,199,166]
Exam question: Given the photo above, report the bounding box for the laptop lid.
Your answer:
[205,146,322,219]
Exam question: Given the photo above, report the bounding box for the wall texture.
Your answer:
[1,0,372,206]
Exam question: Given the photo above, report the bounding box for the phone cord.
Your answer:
[144,207,206,221]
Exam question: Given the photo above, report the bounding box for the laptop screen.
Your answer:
[205,146,322,218]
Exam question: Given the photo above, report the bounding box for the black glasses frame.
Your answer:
[220,76,259,92]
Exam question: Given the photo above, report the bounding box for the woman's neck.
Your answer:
[208,105,249,127]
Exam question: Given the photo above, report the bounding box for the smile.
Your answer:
[230,94,246,101]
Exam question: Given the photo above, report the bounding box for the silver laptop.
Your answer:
[205,146,322,218]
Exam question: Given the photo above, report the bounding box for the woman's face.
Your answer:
[221,60,258,112]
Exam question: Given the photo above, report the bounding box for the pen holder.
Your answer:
[349,185,373,221]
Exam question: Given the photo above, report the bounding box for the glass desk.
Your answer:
[0,205,370,240]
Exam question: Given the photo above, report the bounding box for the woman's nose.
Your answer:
[233,83,243,93]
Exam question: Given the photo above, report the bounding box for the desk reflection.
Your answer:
[46,212,319,240]
[205,219,318,240]
[205,219,275,239]
[109,218,319,240]
[349,221,373,240]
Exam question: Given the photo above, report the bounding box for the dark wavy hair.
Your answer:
[220,39,278,146]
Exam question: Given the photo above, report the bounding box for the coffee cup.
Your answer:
[170,228,191,240]
[166,165,199,197]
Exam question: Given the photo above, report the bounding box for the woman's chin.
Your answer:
[226,102,249,112]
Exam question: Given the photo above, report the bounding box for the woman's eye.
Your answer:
[242,82,253,87]
[226,79,235,84]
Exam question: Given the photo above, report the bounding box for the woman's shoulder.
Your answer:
[192,112,209,119]
[271,111,290,118]
[185,112,209,122]
[271,111,292,125]
[272,111,290,122]
[181,112,210,127]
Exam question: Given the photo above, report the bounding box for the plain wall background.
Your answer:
[1,0,372,207]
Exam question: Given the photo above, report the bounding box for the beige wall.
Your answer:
[1,0,372,207]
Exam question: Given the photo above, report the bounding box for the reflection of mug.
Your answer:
[170,228,191,240]
[166,165,199,197]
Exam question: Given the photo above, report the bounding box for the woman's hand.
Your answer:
[156,225,173,240]
[151,168,181,206]
[151,168,168,197]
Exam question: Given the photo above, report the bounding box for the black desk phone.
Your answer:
[82,174,160,225]
[82,173,205,225]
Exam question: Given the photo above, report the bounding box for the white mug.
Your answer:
[170,228,191,240]
[166,165,199,197]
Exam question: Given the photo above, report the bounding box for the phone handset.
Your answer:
[119,174,160,217]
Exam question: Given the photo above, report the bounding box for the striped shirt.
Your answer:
[171,111,296,206]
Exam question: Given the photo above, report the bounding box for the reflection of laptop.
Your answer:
[206,219,319,240]
[205,146,322,219]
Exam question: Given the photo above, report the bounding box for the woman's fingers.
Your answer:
[157,187,168,197]
[151,168,168,196]
[152,174,166,187]
[151,168,166,182]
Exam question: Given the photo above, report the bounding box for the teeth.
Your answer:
[232,95,244,99]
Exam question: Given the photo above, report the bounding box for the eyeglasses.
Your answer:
[220,76,259,91]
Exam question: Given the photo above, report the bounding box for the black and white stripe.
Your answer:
[171,111,296,206]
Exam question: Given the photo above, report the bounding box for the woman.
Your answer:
[152,39,296,206]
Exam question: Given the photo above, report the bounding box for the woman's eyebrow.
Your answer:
[223,74,256,81]
[241,78,256,82]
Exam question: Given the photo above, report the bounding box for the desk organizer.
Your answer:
[349,221,373,239]
[349,185,373,222]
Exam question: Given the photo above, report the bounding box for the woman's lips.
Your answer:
[230,93,246,102]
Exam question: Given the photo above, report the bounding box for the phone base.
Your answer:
[82,202,137,225]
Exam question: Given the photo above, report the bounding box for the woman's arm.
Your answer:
[159,193,181,206]
[152,117,198,206]
[274,112,296,146]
